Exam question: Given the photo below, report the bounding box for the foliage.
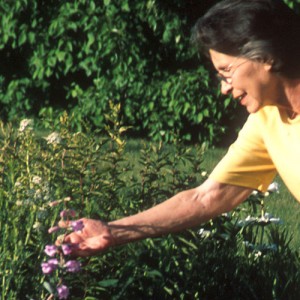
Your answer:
[1,109,300,299]
[0,0,237,144]
[1,0,300,144]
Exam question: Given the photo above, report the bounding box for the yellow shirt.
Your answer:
[210,105,300,201]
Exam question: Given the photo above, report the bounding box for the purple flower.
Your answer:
[57,284,69,299]
[64,260,81,273]
[41,258,59,274]
[71,220,84,232]
[60,209,76,219]
[44,245,57,257]
[61,244,72,255]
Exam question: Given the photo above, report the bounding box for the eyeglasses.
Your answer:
[216,59,248,84]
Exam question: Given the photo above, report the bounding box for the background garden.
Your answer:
[1,0,300,299]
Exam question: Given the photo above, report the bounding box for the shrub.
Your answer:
[0,0,240,144]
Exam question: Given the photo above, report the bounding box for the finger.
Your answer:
[55,232,81,247]
[70,243,100,257]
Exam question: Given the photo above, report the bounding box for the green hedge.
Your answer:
[0,0,300,143]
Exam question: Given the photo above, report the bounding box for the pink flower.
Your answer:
[44,245,57,257]
[57,284,69,299]
[60,209,76,219]
[48,226,60,234]
[71,220,84,232]
[64,260,81,273]
[61,244,72,255]
[41,259,59,274]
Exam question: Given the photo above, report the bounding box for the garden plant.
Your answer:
[1,105,300,299]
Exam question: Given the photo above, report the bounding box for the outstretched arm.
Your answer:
[59,179,252,257]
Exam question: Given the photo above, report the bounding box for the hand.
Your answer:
[56,218,114,257]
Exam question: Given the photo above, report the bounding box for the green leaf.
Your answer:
[98,279,119,287]
[18,31,27,46]
[43,281,55,295]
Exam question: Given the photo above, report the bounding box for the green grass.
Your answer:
[125,140,300,250]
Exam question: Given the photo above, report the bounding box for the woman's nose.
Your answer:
[220,80,233,95]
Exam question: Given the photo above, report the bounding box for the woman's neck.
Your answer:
[281,78,300,117]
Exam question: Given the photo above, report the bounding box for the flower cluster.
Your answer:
[18,119,34,133]
[45,132,62,145]
[237,213,282,227]
[41,209,84,299]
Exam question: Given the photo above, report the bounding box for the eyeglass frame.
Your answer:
[216,59,249,84]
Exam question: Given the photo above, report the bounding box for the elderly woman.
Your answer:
[59,0,300,257]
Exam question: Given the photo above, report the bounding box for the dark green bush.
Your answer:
[0,0,239,144]
[1,0,300,144]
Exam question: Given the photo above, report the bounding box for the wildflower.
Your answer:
[237,215,256,227]
[45,132,62,145]
[64,260,81,273]
[61,244,72,256]
[254,251,262,258]
[221,212,231,218]
[34,189,43,200]
[41,259,59,274]
[18,119,33,132]
[44,245,57,257]
[198,228,211,238]
[49,200,61,207]
[16,200,23,206]
[268,182,280,193]
[14,181,22,188]
[259,213,282,224]
[32,176,42,185]
[57,284,69,299]
[48,226,61,234]
[201,171,208,177]
[33,221,42,230]
[60,209,76,219]
[71,220,84,232]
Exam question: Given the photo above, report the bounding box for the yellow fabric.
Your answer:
[210,105,300,201]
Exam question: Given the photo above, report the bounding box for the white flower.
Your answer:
[237,215,256,227]
[254,251,262,258]
[33,222,42,230]
[201,171,208,177]
[198,228,211,238]
[45,132,62,145]
[14,181,22,188]
[18,119,33,132]
[267,182,280,193]
[259,213,282,225]
[32,176,42,185]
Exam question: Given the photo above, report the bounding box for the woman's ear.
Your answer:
[264,59,274,71]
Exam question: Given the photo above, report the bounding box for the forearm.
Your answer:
[108,179,252,247]
[58,179,252,257]
[108,189,204,245]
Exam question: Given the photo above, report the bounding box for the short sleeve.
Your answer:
[209,113,277,192]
